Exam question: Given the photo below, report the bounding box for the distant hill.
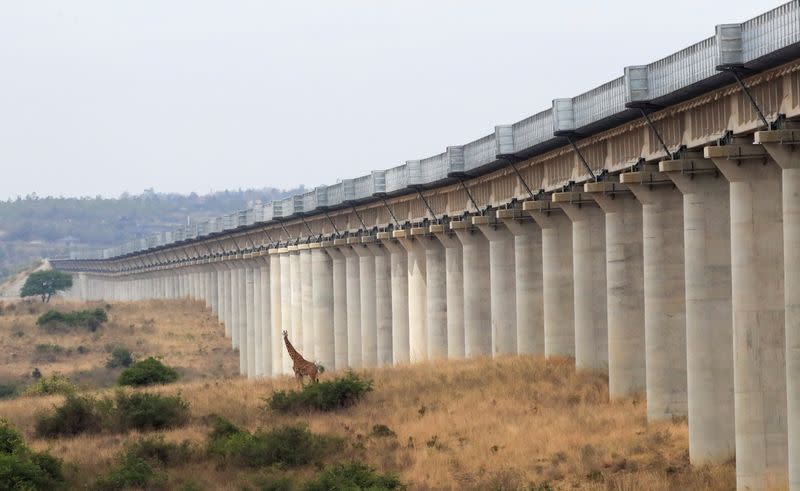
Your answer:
[0,187,302,281]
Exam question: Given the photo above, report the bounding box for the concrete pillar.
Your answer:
[252,262,263,377]
[710,141,788,489]
[421,232,447,360]
[340,244,362,368]
[279,250,292,374]
[208,268,218,313]
[312,245,335,371]
[325,245,349,370]
[245,264,255,377]
[269,251,283,375]
[526,201,575,357]
[758,132,800,490]
[661,155,734,463]
[475,216,517,356]
[383,238,409,364]
[354,240,378,367]
[397,229,428,363]
[367,240,393,366]
[452,220,491,358]
[222,265,232,337]
[299,247,315,359]
[432,226,464,359]
[289,247,304,355]
[555,194,608,371]
[257,256,271,378]
[230,265,241,348]
[214,265,224,321]
[585,183,646,398]
[625,169,688,421]
[499,211,544,356]
[237,263,248,374]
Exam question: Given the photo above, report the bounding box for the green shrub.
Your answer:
[33,343,65,362]
[0,383,19,400]
[207,418,341,468]
[92,435,192,490]
[117,357,179,387]
[252,469,296,491]
[35,394,104,438]
[0,419,64,490]
[106,347,134,369]
[113,391,190,432]
[93,455,165,491]
[37,308,108,332]
[125,435,193,467]
[266,371,373,413]
[304,462,405,491]
[0,419,25,454]
[371,424,396,438]
[35,391,189,438]
[24,373,77,396]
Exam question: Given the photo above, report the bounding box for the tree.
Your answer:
[20,270,73,303]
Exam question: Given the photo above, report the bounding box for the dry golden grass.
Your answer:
[0,299,739,490]
[0,298,238,388]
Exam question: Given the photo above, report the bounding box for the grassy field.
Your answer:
[0,299,740,490]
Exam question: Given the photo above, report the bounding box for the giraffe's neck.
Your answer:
[284,336,302,361]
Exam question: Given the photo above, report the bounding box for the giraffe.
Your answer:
[283,330,319,384]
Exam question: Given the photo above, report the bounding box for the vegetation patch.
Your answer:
[23,373,77,396]
[125,435,194,467]
[0,419,64,490]
[207,417,341,468]
[304,462,405,491]
[117,357,179,387]
[370,424,397,439]
[113,391,190,432]
[106,346,134,369]
[37,308,108,332]
[35,394,104,438]
[35,391,190,438]
[32,343,66,362]
[266,371,373,413]
[93,454,165,491]
[20,270,73,303]
[0,383,20,400]
[92,435,194,490]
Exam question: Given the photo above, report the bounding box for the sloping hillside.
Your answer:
[0,299,738,490]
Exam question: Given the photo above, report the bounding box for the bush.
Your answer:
[0,383,19,400]
[93,455,165,491]
[117,357,179,387]
[0,419,64,490]
[93,435,192,490]
[266,371,373,413]
[304,462,405,491]
[207,417,341,468]
[125,435,193,467]
[106,347,134,369]
[32,343,66,362]
[24,373,77,396]
[37,308,108,332]
[252,469,295,491]
[371,424,396,438]
[35,394,104,438]
[113,391,190,432]
[35,391,190,438]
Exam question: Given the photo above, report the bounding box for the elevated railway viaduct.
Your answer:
[52,3,800,489]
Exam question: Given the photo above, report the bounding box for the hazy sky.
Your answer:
[0,1,779,200]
